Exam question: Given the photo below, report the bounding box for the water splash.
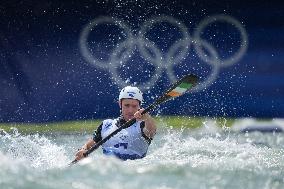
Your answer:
[1,126,284,189]
[0,128,69,170]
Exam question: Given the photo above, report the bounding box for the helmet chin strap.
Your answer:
[119,100,125,120]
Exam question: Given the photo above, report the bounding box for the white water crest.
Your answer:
[0,128,69,169]
[1,125,284,189]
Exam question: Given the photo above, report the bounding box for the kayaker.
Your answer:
[75,86,156,161]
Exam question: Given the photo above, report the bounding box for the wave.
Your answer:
[1,127,284,189]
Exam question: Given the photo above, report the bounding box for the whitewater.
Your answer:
[1,122,284,189]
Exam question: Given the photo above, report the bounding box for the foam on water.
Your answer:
[1,126,284,189]
[0,128,69,169]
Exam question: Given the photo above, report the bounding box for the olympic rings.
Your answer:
[79,14,248,92]
[166,38,221,92]
[109,39,163,91]
[138,15,190,67]
[79,16,134,69]
[193,14,248,67]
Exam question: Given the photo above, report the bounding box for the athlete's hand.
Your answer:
[75,148,87,160]
[134,108,150,121]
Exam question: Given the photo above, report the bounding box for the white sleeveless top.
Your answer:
[99,118,150,160]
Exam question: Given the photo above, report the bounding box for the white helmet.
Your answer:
[119,86,143,104]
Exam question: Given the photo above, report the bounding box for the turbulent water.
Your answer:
[1,124,284,189]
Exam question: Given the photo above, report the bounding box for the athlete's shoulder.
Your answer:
[101,117,120,127]
[102,119,114,123]
[102,117,119,123]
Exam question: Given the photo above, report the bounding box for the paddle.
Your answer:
[70,74,199,165]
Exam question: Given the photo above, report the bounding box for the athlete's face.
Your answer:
[120,99,140,121]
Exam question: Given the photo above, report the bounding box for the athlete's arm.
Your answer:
[75,139,95,160]
[134,109,156,139]
[75,123,103,160]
